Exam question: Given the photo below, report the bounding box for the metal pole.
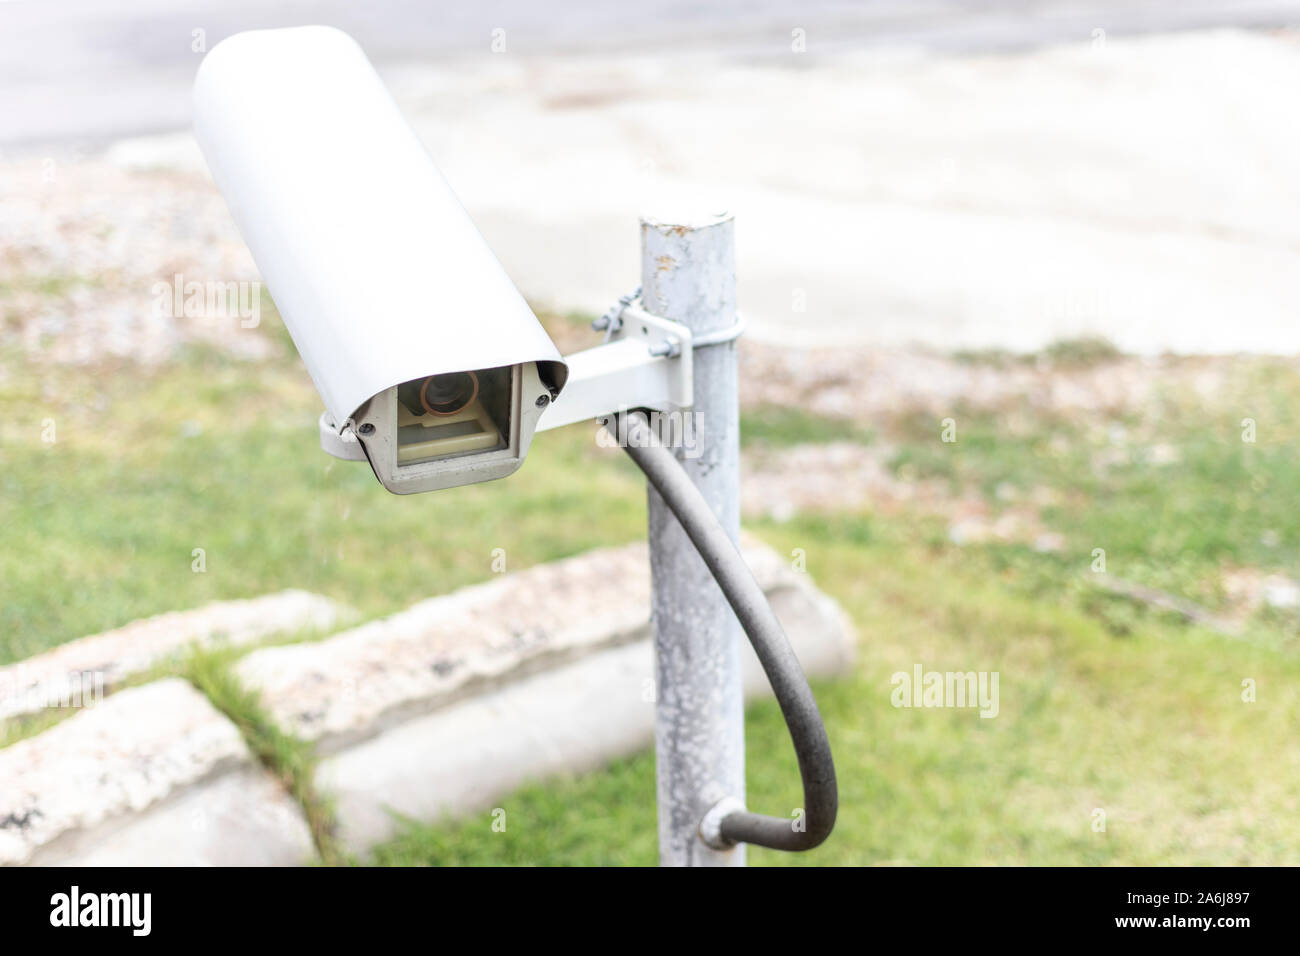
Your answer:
[640,213,745,867]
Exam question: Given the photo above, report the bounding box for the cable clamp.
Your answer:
[592,286,745,354]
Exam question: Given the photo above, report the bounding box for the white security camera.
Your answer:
[193,26,567,494]
[193,27,837,856]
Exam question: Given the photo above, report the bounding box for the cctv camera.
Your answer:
[193,30,837,857]
[192,26,567,494]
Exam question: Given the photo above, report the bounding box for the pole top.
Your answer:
[640,210,734,234]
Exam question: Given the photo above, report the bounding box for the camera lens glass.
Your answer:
[419,371,479,416]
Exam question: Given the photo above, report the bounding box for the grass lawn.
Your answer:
[3,307,1298,865]
[372,512,1300,866]
[0,336,646,665]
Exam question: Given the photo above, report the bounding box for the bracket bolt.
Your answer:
[649,336,681,359]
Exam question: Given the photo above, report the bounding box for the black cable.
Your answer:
[617,411,837,852]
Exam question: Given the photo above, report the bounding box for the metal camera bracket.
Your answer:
[533,295,697,433]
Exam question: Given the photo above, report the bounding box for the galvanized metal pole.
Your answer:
[640,213,746,867]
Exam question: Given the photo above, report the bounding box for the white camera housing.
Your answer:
[193,26,567,494]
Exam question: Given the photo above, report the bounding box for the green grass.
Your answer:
[371,514,1300,866]
[1041,336,1123,367]
[180,646,345,863]
[741,404,875,448]
[882,363,1300,642]
[952,335,1122,369]
[0,707,74,750]
[0,339,648,665]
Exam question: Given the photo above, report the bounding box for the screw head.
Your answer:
[358,423,375,436]
[535,394,550,408]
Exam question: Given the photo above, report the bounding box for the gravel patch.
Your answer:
[0,158,269,363]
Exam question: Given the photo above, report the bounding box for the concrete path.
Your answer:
[421,29,1300,354]
[91,27,1300,355]
[6,3,1298,354]
[3,1,1294,149]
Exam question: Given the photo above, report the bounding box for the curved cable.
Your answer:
[616,411,837,852]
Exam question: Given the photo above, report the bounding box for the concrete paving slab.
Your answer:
[237,538,847,753]
[320,583,853,855]
[0,590,350,722]
[0,678,312,866]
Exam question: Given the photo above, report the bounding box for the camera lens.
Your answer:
[419,371,479,416]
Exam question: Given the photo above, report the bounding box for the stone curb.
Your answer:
[322,582,853,855]
[235,537,842,753]
[0,590,351,722]
[0,679,314,866]
[276,536,854,855]
[5,539,852,865]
